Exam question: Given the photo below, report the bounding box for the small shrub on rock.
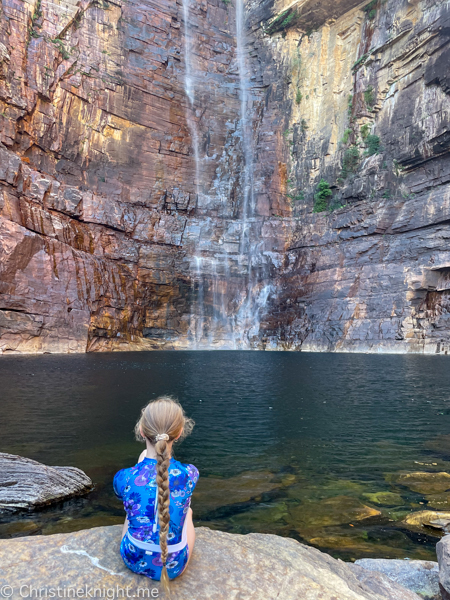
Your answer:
[365,134,381,156]
[341,145,360,179]
[313,179,332,212]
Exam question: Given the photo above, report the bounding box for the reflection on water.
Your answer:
[1,351,450,560]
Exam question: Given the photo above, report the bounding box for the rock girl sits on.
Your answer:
[113,397,198,589]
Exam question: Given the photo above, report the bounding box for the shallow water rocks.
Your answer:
[403,511,450,530]
[290,495,381,529]
[437,535,450,600]
[0,453,93,513]
[354,559,440,600]
[388,473,450,495]
[0,525,423,600]
[427,496,450,510]
[362,492,404,507]
[429,519,450,534]
[193,470,280,515]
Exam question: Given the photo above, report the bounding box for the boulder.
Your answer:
[403,510,450,530]
[429,518,450,533]
[437,535,450,600]
[0,453,93,513]
[353,559,440,600]
[0,525,423,600]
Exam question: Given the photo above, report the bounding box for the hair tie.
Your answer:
[155,433,169,442]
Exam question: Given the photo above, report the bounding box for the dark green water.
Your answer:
[1,351,450,561]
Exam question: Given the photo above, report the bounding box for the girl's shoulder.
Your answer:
[170,459,199,482]
[113,465,132,499]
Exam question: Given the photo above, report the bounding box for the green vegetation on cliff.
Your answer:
[267,9,298,35]
[360,124,370,140]
[340,145,360,180]
[363,0,378,19]
[365,134,381,156]
[313,179,332,212]
[364,86,376,111]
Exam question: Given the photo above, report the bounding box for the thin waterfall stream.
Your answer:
[184,0,272,349]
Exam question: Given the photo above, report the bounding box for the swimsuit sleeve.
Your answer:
[188,464,199,492]
[113,468,128,499]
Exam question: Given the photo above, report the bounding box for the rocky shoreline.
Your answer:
[2,457,450,597]
[0,525,441,600]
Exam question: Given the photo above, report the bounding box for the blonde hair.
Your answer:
[135,396,194,591]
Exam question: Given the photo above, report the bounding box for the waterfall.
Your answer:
[191,256,205,347]
[181,0,201,201]
[235,0,270,348]
[235,0,254,254]
[183,0,272,349]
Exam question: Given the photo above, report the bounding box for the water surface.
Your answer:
[1,351,449,561]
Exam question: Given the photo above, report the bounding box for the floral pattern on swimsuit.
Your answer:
[113,457,199,581]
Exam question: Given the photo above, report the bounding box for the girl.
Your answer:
[113,397,199,590]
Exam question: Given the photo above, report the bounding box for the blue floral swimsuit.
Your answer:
[113,457,199,581]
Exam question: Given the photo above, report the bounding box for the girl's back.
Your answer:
[114,457,198,545]
[114,396,198,586]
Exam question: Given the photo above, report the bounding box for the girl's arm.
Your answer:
[121,451,145,538]
[122,516,129,538]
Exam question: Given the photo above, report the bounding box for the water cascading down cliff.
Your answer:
[0,0,449,354]
[182,0,273,349]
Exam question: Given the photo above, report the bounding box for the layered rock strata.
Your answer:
[0,0,449,353]
[0,453,93,513]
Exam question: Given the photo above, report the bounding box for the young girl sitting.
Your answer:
[113,396,199,589]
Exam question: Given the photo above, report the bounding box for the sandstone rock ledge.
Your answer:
[0,453,93,513]
[0,525,423,600]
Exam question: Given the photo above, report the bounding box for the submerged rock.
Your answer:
[354,559,440,600]
[437,535,450,600]
[289,495,381,529]
[426,494,450,510]
[193,470,280,515]
[387,472,450,495]
[362,492,404,507]
[0,453,93,513]
[0,525,423,600]
[425,437,450,459]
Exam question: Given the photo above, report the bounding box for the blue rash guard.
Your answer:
[113,457,199,580]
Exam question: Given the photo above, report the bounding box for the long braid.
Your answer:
[155,439,171,593]
[134,396,195,593]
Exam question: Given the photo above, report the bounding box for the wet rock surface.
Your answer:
[0,453,93,513]
[403,511,450,529]
[0,524,424,600]
[354,559,440,600]
[437,535,450,600]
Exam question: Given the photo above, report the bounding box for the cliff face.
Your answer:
[0,0,448,353]
[257,0,450,353]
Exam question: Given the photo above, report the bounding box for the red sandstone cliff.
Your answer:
[0,0,449,353]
